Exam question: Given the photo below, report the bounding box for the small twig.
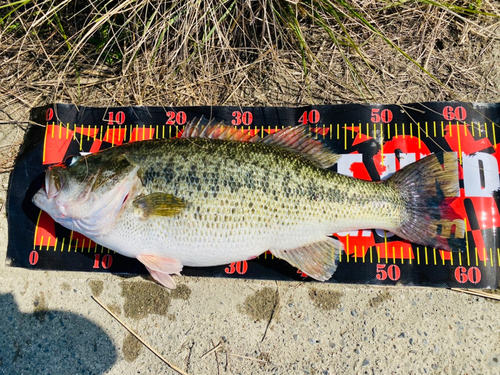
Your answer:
[185,341,195,374]
[92,296,190,375]
[201,340,222,359]
[450,288,500,301]
[261,281,280,343]
[201,340,268,366]
[0,120,45,128]
[211,339,220,375]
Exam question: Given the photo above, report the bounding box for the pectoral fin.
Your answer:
[133,193,186,217]
[137,254,183,289]
[270,237,342,281]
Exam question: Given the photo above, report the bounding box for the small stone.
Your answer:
[488,353,500,366]
[351,309,358,317]
[362,359,370,366]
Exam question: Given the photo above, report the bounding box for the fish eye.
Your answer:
[65,155,81,167]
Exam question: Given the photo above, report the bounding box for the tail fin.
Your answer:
[388,152,465,252]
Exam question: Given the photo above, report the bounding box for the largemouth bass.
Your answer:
[33,121,464,288]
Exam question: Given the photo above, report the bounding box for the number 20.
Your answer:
[166,111,187,125]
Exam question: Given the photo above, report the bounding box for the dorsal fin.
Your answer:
[182,118,339,169]
[258,125,340,168]
[182,118,258,142]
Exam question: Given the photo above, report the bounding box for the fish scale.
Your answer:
[33,123,464,289]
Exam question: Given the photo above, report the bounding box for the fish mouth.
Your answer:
[33,168,66,219]
[45,167,63,199]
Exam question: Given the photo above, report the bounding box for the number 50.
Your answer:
[371,108,393,123]
[376,264,400,281]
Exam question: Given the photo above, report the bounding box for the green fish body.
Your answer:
[33,122,464,288]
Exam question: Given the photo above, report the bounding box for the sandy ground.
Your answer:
[1,125,500,375]
[1,246,499,374]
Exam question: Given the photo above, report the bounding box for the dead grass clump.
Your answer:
[0,0,498,116]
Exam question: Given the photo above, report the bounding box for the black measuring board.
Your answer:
[6,102,500,288]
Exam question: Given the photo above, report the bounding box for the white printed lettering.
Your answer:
[463,152,500,197]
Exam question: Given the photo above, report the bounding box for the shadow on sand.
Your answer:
[0,293,117,374]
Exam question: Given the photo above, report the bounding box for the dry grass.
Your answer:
[0,0,496,173]
[0,1,499,109]
[0,0,499,174]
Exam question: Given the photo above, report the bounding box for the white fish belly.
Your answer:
[95,211,337,267]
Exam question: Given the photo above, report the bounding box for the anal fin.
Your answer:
[137,254,183,289]
[270,237,342,281]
